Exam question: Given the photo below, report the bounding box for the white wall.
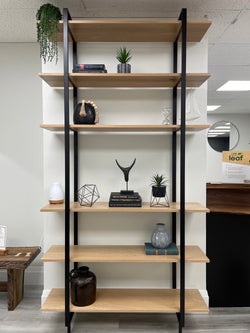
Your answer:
[207,113,250,182]
[0,43,43,283]
[42,38,208,293]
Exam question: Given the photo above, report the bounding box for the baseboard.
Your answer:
[199,289,209,307]
[41,288,51,306]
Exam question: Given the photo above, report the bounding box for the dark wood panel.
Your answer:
[7,269,24,310]
[207,183,250,215]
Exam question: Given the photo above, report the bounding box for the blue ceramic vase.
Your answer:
[151,223,170,249]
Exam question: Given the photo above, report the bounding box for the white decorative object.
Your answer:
[49,182,64,204]
[162,107,172,124]
[186,88,201,121]
[0,225,7,250]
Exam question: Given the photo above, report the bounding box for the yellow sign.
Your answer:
[222,151,250,166]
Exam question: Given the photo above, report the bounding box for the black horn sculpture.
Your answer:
[115,158,136,194]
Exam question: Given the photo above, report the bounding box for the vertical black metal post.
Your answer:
[172,39,178,290]
[63,8,71,332]
[73,38,79,271]
[179,8,187,331]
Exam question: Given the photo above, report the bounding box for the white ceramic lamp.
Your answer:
[49,182,64,204]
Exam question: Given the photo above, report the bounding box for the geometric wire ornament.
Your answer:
[150,192,170,208]
[78,184,100,207]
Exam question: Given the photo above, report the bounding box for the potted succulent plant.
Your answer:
[116,47,132,73]
[151,173,167,197]
[36,3,62,64]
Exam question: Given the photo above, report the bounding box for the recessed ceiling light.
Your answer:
[217,81,250,91]
[207,105,221,111]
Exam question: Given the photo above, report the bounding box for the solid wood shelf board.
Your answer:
[55,20,211,43]
[41,288,208,313]
[40,124,180,132]
[185,73,211,87]
[40,202,209,213]
[39,73,210,88]
[40,124,209,132]
[41,245,209,263]
[71,202,209,213]
[40,203,65,212]
[186,124,210,131]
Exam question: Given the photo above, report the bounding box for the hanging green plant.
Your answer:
[36,3,62,64]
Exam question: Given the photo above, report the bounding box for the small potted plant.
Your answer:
[151,173,167,197]
[36,3,62,64]
[116,47,132,73]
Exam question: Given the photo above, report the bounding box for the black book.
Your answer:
[109,202,142,207]
[75,64,106,70]
[110,192,141,199]
[72,69,107,73]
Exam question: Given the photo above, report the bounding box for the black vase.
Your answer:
[73,100,98,124]
[70,266,96,306]
[152,185,166,198]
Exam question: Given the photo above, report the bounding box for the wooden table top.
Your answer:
[0,247,41,269]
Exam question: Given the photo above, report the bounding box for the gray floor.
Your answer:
[1,286,250,333]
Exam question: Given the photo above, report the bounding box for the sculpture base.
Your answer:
[109,192,142,207]
[120,190,134,195]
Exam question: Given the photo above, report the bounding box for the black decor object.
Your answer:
[73,99,99,124]
[78,184,100,207]
[152,185,166,197]
[150,173,169,206]
[115,158,136,194]
[70,266,96,307]
[150,192,170,207]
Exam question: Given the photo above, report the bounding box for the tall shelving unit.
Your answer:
[40,8,211,333]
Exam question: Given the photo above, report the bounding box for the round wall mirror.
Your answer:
[207,121,240,152]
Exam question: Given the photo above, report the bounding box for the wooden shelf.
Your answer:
[41,288,208,313]
[55,20,211,43]
[41,245,209,263]
[40,124,210,132]
[40,202,209,213]
[39,73,210,88]
[40,124,180,132]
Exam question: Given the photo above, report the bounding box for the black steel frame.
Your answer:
[62,7,187,333]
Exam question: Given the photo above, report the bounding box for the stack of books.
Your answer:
[109,192,142,207]
[144,242,179,255]
[73,64,107,73]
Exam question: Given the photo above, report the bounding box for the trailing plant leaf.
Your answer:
[116,47,132,63]
[151,174,167,187]
[36,3,62,64]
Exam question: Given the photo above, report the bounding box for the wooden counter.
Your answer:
[207,183,250,215]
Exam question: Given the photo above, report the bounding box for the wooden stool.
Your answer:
[0,247,40,310]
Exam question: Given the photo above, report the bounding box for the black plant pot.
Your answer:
[117,63,131,73]
[152,185,166,198]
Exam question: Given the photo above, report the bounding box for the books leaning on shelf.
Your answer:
[109,192,142,207]
[73,64,107,73]
[144,242,179,255]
